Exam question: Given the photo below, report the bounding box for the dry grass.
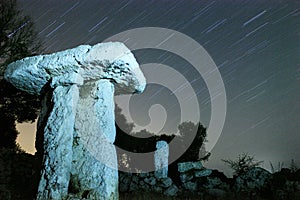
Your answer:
[120,191,300,200]
[120,192,177,200]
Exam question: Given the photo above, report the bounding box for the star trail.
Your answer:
[17,0,300,175]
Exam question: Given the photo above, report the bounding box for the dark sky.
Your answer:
[17,0,300,175]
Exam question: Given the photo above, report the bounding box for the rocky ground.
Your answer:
[1,151,300,200]
[119,161,300,200]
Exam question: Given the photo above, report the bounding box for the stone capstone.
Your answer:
[5,42,146,96]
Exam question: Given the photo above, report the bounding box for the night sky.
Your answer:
[16,0,300,175]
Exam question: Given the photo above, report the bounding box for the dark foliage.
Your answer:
[176,121,209,162]
[169,121,209,183]
[222,153,263,176]
[114,104,174,171]
[114,106,210,181]
[0,0,41,67]
[0,0,41,149]
[0,148,39,200]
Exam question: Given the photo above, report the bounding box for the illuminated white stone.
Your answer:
[5,42,146,200]
[5,42,146,95]
[154,140,169,179]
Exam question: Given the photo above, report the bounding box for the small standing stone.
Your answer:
[154,140,169,179]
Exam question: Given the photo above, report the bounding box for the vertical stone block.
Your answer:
[154,141,169,179]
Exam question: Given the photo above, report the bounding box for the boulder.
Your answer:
[195,169,212,177]
[164,185,179,196]
[180,173,194,183]
[144,177,156,186]
[204,177,222,189]
[160,177,173,188]
[183,181,197,191]
[178,161,203,173]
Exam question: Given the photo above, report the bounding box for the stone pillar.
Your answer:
[71,80,118,199]
[154,140,169,179]
[4,42,146,200]
[37,82,80,199]
[35,73,83,199]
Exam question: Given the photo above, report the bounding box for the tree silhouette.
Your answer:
[222,153,263,176]
[0,0,41,149]
[114,106,209,175]
[168,121,209,183]
[176,121,209,162]
[114,104,174,171]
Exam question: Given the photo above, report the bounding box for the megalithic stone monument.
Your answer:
[4,42,146,200]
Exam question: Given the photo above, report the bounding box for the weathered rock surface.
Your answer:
[37,84,79,200]
[154,141,169,179]
[176,161,230,196]
[70,80,118,199]
[119,172,179,196]
[183,181,197,191]
[180,173,194,183]
[5,42,145,95]
[178,161,203,173]
[160,177,173,188]
[4,42,146,200]
[164,184,179,196]
[194,169,212,177]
